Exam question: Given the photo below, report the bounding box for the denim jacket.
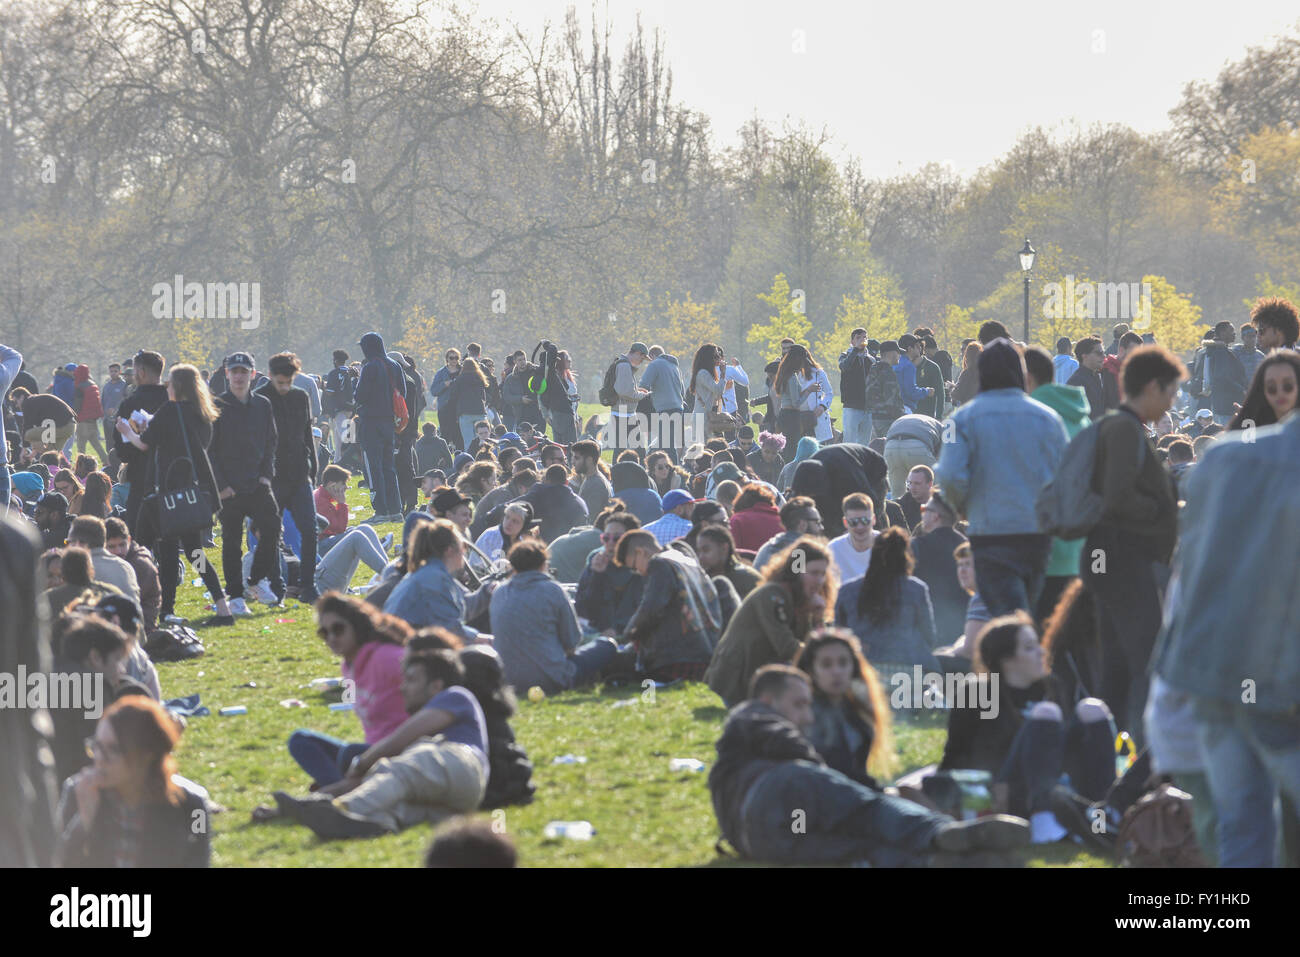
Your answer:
[933,388,1069,536]
[383,558,480,641]
[1152,416,1300,710]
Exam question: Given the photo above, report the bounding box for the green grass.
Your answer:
[160,479,1109,868]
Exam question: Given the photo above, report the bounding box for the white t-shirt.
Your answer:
[829,532,876,582]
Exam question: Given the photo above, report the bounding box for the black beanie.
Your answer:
[977,339,1026,393]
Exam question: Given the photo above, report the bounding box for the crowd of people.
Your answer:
[3,296,1298,867]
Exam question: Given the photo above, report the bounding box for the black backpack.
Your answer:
[597,357,626,407]
[145,624,205,662]
[322,366,355,414]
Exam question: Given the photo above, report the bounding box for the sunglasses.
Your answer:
[317,621,348,639]
[845,516,873,528]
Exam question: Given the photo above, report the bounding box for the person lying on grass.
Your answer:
[272,646,490,839]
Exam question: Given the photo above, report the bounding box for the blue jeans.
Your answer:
[359,417,398,516]
[996,706,1115,817]
[459,413,482,450]
[1194,696,1300,867]
[571,637,619,687]
[288,729,368,786]
[969,534,1051,618]
[842,407,873,446]
[738,761,946,865]
[273,478,317,595]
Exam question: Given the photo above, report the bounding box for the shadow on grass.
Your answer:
[692,706,727,722]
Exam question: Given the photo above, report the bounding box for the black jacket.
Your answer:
[1066,367,1105,421]
[838,348,873,410]
[708,701,824,850]
[414,432,453,475]
[210,391,277,493]
[321,365,357,414]
[113,384,170,486]
[138,401,220,508]
[255,382,317,486]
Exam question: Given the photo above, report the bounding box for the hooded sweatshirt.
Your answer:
[50,366,76,406]
[610,461,663,525]
[354,332,405,421]
[1030,383,1090,577]
[72,366,103,421]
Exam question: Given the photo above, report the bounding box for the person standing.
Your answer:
[638,345,686,461]
[100,363,128,453]
[1083,346,1183,745]
[257,353,320,605]
[322,350,357,459]
[210,351,282,613]
[1052,337,1078,385]
[1066,337,1107,422]
[607,342,650,457]
[913,333,945,419]
[1231,323,1264,385]
[428,349,462,452]
[838,328,874,445]
[111,351,170,537]
[355,332,405,523]
[894,335,933,415]
[1151,408,1300,868]
[933,340,1068,617]
[865,341,906,436]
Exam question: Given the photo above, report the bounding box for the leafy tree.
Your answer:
[661,294,722,359]
[747,273,811,359]
[815,266,907,363]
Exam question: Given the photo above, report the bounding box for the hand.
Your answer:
[220,487,235,500]
[728,357,739,367]
[115,417,132,436]
[590,550,610,573]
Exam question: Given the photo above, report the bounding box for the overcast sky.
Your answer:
[473,0,1299,178]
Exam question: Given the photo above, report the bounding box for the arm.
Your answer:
[1097,420,1158,523]
[353,704,462,776]
[727,362,749,387]
[622,563,672,644]
[756,588,803,660]
[0,344,20,396]
[259,403,277,484]
[556,586,583,653]
[931,415,970,515]
[302,394,317,481]
[899,362,927,403]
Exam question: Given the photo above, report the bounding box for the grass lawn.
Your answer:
[159,474,1108,868]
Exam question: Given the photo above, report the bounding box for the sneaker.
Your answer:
[209,614,236,627]
[248,579,282,606]
[1030,810,1069,844]
[1048,785,1117,855]
[932,815,1032,853]
[228,597,252,617]
[360,514,386,526]
[298,588,320,605]
[271,791,388,840]
[163,613,188,625]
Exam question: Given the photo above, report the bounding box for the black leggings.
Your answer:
[157,527,225,617]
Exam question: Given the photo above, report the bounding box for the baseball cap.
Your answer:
[431,488,472,514]
[225,351,254,371]
[629,342,649,356]
[36,491,68,512]
[1195,409,1213,420]
[662,489,695,510]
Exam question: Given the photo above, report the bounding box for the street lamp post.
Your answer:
[1019,239,1036,343]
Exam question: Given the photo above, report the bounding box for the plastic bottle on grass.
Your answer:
[669,758,706,773]
[544,821,594,840]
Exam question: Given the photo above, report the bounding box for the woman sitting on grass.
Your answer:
[383,518,493,642]
[939,613,1117,844]
[55,696,210,867]
[285,593,413,788]
[793,628,895,789]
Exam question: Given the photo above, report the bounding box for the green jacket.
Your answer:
[1030,383,1091,577]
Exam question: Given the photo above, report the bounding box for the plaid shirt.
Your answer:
[642,512,692,545]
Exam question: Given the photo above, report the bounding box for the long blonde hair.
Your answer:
[168,364,218,423]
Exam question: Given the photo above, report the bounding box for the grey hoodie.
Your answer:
[639,353,685,412]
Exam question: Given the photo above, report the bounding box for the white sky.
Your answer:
[470,0,1299,178]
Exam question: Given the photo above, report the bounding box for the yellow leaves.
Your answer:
[747,273,811,358]
[660,294,722,358]
[392,306,439,369]
[1213,127,1300,277]
[1140,275,1203,354]
[815,267,907,362]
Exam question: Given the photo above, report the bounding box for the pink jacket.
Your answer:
[342,642,407,743]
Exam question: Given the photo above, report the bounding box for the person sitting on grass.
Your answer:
[708,664,1030,866]
[282,594,414,790]
[272,647,489,839]
[693,525,761,599]
[615,529,723,683]
[456,643,536,808]
[55,695,211,867]
[383,518,494,641]
[474,501,536,562]
[939,612,1118,845]
[489,539,619,695]
[705,536,835,708]
[793,628,895,789]
[573,509,644,636]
